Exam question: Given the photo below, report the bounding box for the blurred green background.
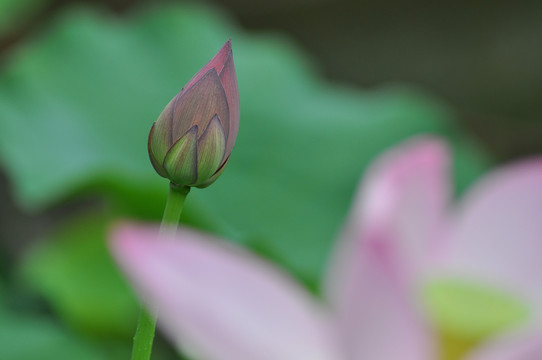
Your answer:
[0,0,539,358]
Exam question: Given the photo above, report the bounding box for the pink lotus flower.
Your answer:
[111,137,542,360]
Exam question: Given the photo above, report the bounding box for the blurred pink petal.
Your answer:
[435,159,542,307]
[465,329,542,360]
[326,137,448,360]
[330,237,436,360]
[111,224,339,360]
[338,137,450,281]
[111,136,542,360]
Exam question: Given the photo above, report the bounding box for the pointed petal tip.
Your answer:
[360,136,451,218]
[222,38,232,51]
[362,135,450,208]
[216,39,232,59]
[213,40,233,74]
[382,136,449,169]
[109,222,145,263]
[110,222,150,244]
[181,39,233,94]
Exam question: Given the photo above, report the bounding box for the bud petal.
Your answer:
[172,69,229,143]
[218,50,240,159]
[196,115,226,183]
[149,97,176,170]
[163,126,198,186]
[148,122,169,178]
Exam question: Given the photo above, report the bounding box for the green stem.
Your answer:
[159,183,191,233]
[130,182,190,360]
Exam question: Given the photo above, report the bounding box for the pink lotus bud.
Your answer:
[148,40,240,188]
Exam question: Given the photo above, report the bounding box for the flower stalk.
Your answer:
[159,183,191,234]
[131,310,156,360]
[131,182,190,360]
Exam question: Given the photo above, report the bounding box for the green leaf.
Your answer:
[19,214,139,337]
[0,313,106,360]
[0,0,47,36]
[0,3,489,284]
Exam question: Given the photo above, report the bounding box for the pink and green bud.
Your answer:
[148,40,240,188]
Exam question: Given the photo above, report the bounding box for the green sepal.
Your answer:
[196,156,229,188]
[163,126,198,186]
[196,115,226,183]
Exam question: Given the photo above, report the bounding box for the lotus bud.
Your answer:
[148,40,240,188]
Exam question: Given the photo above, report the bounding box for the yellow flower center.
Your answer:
[423,278,530,360]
